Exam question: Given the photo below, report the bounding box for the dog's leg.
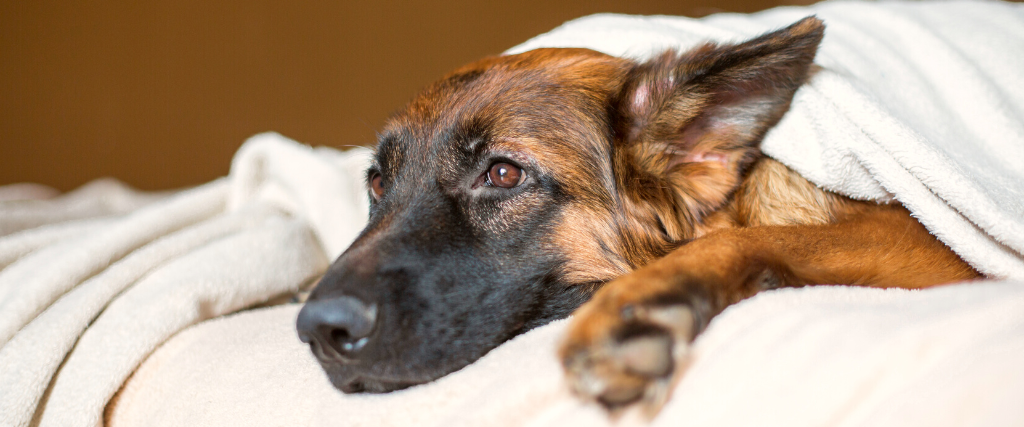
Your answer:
[560,204,978,409]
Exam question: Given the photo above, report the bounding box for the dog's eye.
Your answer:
[370,173,385,200]
[487,162,523,188]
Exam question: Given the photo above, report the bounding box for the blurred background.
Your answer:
[2,0,820,192]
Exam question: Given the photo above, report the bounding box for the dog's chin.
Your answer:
[321,362,442,394]
[328,374,416,394]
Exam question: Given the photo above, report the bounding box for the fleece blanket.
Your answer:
[507,0,1024,280]
[107,280,1024,427]
[0,1,1022,426]
[0,135,371,427]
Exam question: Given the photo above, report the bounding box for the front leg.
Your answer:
[559,234,762,409]
[560,205,978,409]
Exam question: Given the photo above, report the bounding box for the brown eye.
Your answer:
[487,162,523,188]
[370,173,384,200]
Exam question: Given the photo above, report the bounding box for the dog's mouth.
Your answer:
[295,180,593,396]
[298,293,494,395]
[319,361,428,394]
[332,376,415,394]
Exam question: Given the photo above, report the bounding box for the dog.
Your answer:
[296,16,978,409]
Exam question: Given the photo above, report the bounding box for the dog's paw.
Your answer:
[560,281,697,411]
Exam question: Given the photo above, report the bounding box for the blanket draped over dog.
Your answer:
[508,0,1024,280]
[1,1,1022,426]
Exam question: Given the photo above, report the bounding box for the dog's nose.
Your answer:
[296,295,378,360]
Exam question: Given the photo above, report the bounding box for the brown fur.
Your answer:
[381,18,981,408]
[393,18,980,410]
[549,19,979,410]
[304,16,981,409]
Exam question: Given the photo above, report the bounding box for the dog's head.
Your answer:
[297,17,823,393]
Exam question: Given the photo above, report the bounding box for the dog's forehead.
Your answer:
[376,48,629,180]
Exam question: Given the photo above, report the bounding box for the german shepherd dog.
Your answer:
[296,17,978,409]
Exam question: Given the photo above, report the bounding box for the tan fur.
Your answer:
[357,16,981,413]
[549,18,981,411]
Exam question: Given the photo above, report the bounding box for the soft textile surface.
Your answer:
[108,281,1024,427]
[2,1,1024,426]
[508,0,1024,279]
[0,134,370,427]
[0,179,166,237]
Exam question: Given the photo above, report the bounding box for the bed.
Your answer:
[2,1,1023,426]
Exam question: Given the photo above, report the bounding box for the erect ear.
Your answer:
[613,17,824,236]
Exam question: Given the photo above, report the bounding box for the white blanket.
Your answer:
[2,1,1024,426]
[507,0,1024,280]
[0,135,370,427]
[108,280,1024,427]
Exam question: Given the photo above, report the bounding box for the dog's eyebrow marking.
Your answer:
[453,116,497,160]
[460,136,487,157]
[376,133,397,155]
[375,133,407,177]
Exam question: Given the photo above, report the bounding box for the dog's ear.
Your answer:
[613,17,823,236]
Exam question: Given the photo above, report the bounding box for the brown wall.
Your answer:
[1,0,814,191]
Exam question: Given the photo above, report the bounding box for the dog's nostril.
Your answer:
[320,328,369,352]
[324,327,371,353]
[296,296,378,360]
[329,328,350,344]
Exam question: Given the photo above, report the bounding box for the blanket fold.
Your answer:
[107,281,1024,427]
[0,134,367,427]
[2,1,1024,426]
[508,0,1024,278]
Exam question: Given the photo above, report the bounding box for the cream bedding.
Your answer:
[3,1,1024,426]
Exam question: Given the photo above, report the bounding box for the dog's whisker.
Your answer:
[296,16,981,416]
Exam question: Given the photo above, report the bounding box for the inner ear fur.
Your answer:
[612,17,825,240]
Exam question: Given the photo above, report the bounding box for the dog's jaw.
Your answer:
[299,16,828,398]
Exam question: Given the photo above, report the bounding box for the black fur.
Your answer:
[306,115,591,393]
